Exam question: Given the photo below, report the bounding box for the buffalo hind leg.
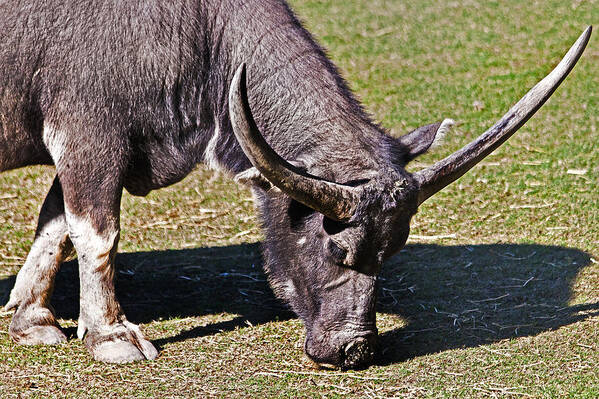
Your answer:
[4,177,73,345]
[58,159,157,363]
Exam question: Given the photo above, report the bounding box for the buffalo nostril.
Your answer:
[341,337,375,370]
[344,339,359,355]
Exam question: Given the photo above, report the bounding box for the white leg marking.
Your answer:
[63,205,157,361]
[65,210,118,262]
[65,209,120,337]
[5,216,69,310]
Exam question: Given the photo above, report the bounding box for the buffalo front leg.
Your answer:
[4,177,73,345]
[59,173,157,363]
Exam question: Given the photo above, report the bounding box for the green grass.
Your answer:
[1,0,598,397]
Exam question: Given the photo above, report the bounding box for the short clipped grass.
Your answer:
[1,0,598,397]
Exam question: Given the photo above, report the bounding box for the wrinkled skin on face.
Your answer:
[231,117,447,370]
[255,168,419,369]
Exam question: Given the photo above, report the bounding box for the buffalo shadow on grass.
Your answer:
[375,243,598,365]
[0,242,596,363]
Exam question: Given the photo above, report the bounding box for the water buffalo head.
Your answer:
[228,27,591,369]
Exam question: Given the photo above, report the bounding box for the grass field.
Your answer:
[1,0,598,397]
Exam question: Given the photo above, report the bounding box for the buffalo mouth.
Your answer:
[341,336,375,370]
[305,332,377,370]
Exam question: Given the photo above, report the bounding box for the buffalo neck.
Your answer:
[200,0,391,181]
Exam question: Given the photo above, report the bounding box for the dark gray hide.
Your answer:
[0,0,590,369]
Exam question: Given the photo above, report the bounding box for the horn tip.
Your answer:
[580,26,592,44]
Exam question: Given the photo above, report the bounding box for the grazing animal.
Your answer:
[0,0,590,369]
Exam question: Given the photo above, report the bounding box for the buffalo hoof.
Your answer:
[8,304,67,346]
[84,322,158,364]
[10,324,67,346]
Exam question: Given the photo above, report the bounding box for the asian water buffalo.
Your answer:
[0,0,591,369]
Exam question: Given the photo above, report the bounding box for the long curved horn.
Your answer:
[414,26,592,205]
[228,64,360,221]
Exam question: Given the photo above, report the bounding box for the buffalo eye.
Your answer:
[323,217,350,262]
[327,239,348,262]
[322,217,348,235]
[288,200,315,229]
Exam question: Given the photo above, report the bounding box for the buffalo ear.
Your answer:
[234,167,273,190]
[398,119,455,162]
[234,160,309,191]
